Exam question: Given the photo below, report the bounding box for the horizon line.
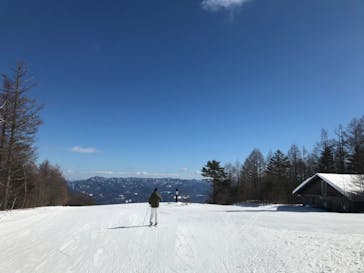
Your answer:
[67,175,206,182]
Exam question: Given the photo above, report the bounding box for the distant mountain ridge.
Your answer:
[68,176,211,204]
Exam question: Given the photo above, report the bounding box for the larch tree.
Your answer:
[36,160,69,206]
[346,116,364,174]
[240,148,265,200]
[0,63,42,210]
[334,125,348,173]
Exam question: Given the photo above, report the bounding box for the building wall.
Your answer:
[298,177,353,212]
[300,195,354,212]
[296,175,364,212]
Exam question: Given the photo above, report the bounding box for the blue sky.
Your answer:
[0,0,363,180]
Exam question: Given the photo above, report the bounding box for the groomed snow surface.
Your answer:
[1,203,363,273]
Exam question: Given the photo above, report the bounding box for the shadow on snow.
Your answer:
[108,225,151,229]
[225,205,326,213]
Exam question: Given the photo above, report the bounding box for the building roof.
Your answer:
[292,173,364,200]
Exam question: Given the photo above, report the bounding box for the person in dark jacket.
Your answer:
[148,188,162,226]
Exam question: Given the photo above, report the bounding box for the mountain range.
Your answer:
[68,176,211,204]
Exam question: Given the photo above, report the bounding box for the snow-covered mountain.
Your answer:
[68,177,211,204]
[1,203,363,273]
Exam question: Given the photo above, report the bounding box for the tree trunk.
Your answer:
[22,166,27,208]
[11,197,16,209]
[2,66,20,210]
[2,174,11,209]
[0,91,9,209]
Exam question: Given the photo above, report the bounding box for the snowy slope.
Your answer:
[0,203,363,273]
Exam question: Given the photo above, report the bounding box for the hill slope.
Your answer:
[0,203,363,273]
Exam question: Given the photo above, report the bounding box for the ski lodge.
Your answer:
[292,173,364,212]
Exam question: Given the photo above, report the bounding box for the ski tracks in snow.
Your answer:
[222,209,288,273]
[1,203,364,273]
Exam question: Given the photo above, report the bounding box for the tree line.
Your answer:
[0,63,93,210]
[202,115,364,204]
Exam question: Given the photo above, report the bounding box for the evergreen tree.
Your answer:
[201,160,228,204]
[266,150,290,177]
[318,146,335,173]
[317,129,335,173]
[264,150,291,202]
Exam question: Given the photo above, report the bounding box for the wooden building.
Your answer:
[292,173,364,212]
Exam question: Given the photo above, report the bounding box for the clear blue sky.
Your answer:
[0,0,363,180]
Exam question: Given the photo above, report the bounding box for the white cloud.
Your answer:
[71,146,101,154]
[201,0,250,11]
[136,171,149,176]
[95,170,118,175]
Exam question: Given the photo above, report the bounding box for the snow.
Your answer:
[1,203,364,273]
[293,173,364,198]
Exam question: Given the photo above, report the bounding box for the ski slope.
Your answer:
[0,203,363,273]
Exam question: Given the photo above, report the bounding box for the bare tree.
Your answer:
[288,144,300,181]
[240,148,265,200]
[346,116,364,174]
[0,63,42,210]
[36,161,69,206]
[224,161,241,186]
[334,124,348,173]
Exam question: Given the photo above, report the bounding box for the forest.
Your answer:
[0,63,93,210]
[202,116,364,204]
[1,62,363,209]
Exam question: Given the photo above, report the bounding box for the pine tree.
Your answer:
[318,146,335,173]
[266,150,290,177]
[264,150,291,202]
[317,129,335,173]
[201,160,228,204]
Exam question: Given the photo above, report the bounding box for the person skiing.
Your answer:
[148,188,162,226]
